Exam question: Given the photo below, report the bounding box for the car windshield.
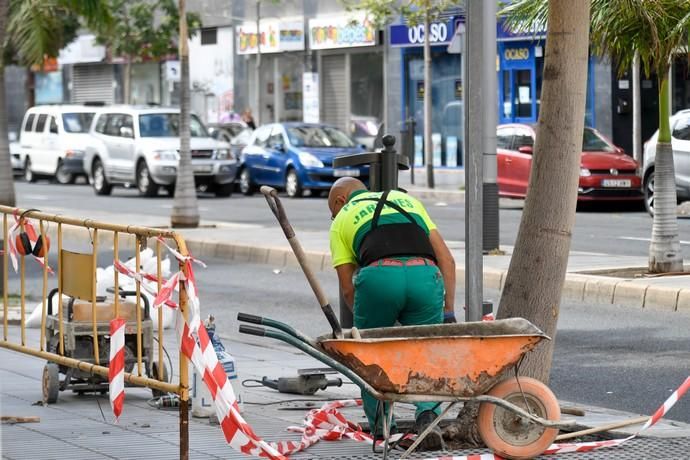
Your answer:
[287,126,355,148]
[62,112,95,133]
[139,113,209,137]
[582,128,615,152]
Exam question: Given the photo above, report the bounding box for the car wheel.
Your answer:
[24,158,37,183]
[213,183,233,198]
[239,167,256,196]
[92,159,112,196]
[55,160,75,185]
[285,168,303,198]
[164,184,175,196]
[136,161,159,197]
[644,170,654,217]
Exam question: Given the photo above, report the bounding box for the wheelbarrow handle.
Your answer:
[237,312,263,325]
[239,324,267,337]
[261,186,294,239]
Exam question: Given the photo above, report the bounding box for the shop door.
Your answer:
[499,67,535,124]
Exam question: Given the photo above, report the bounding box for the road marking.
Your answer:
[22,194,50,201]
[619,236,690,245]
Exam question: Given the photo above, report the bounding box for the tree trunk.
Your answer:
[649,76,682,273]
[423,9,434,188]
[255,0,261,125]
[171,0,199,228]
[124,59,132,104]
[25,68,35,108]
[0,0,16,207]
[496,0,591,383]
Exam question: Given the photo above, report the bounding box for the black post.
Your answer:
[380,135,398,191]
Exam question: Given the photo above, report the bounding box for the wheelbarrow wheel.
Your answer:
[42,362,60,404]
[477,377,560,460]
[150,361,169,398]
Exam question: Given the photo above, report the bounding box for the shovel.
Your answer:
[260,186,344,339]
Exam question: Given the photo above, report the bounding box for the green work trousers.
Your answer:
[352,259,444,434]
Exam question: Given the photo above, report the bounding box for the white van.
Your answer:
[19,105,97,184]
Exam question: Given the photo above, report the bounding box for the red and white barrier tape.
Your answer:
[108,317,126,421]
[113,260,178,309]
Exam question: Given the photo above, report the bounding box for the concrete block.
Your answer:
[483,269,503,291]
[611,281,647,308]
[643,286,679,311]
[305,252,325,271]
[213,242,235,259]
[561,274,590,302]
[321,254,332,271]
[284,252,301,268]
[267,248,287,267]
[249,247,269,264]
[232,245,252,262]
[583,278,617,305]
[675,289,690,313]
[200,241,220,260]
[455,266,466,286]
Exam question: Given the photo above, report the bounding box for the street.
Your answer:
[14,180,690,260]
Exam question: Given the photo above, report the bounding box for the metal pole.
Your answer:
[380,135,398,190]
[255,0,261,125]
[632,51,642,163]
[464,0,484,322]
[423,9,435,188]
[482,0,499,253]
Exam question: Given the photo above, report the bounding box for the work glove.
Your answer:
[443,311,457,324]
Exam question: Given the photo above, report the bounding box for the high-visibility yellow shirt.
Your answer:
[329,189,437,268]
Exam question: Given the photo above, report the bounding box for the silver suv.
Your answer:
[643,109,690,214]
[84,106,237,197]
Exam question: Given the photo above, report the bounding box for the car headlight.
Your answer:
[298,151,324,168]
[65,149,85,159]
[580,168,591,177]
[214,148,231,160]
[153,150,179,161]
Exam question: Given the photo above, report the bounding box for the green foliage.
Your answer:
[342,0,461,28]
[94,0,201,63]
[5,0,88,67]
[501,0,690,81]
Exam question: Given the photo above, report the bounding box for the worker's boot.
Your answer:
[414,410,445,451]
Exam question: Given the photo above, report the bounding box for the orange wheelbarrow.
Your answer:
[238,314,575,460]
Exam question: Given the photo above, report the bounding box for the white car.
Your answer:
[9,131,22,175]
[84,106,237,197]
[19,105,96,184]
[643,109,690,215]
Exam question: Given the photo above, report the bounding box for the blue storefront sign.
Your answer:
[389,17,460,48]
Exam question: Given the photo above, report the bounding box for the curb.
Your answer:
[51,224,689,313]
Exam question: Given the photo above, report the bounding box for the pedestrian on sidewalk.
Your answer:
[241,108,257,130]
[327,177,457,449]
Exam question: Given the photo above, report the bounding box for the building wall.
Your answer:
[594,58,613,139]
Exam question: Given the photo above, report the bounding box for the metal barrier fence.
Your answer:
[0,206,191,459]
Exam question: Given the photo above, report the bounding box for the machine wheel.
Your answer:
[137,161,159,197]
[93,159,112,195]
[477,377,560,460]
[213,183,233,198]
[285,168,303,198]
[238,167,256,195]
[55,160,75,185]
[42,362,60,404]
[24,158,37,183]
[151,361,170,398]
[644,170,655,217]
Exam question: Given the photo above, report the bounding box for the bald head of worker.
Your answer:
[328,177,367,219]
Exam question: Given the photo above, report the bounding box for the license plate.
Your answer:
[601,179,631,187]
[194,165,213,173]
[333,168,359,177]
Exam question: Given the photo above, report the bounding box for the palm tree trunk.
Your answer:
[171,0,199,228]
[496,0,591,383]
[0,0,17,207]
[423,8,434,188]
[649,76,682,272]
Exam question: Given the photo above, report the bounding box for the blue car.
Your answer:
[237,123,369,197]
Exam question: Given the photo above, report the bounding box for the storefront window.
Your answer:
[404,49,463,167]
[278,53,304,122]
[350,51,383,149]
[514,69,532,118]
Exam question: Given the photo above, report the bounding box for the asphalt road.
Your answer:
[14,180,690,260]
[10,244,690,424]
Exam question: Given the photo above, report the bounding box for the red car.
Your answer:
[496,124,643,202]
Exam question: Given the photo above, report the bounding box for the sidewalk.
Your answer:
[2,327,690,460]
[36,201,690,314]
